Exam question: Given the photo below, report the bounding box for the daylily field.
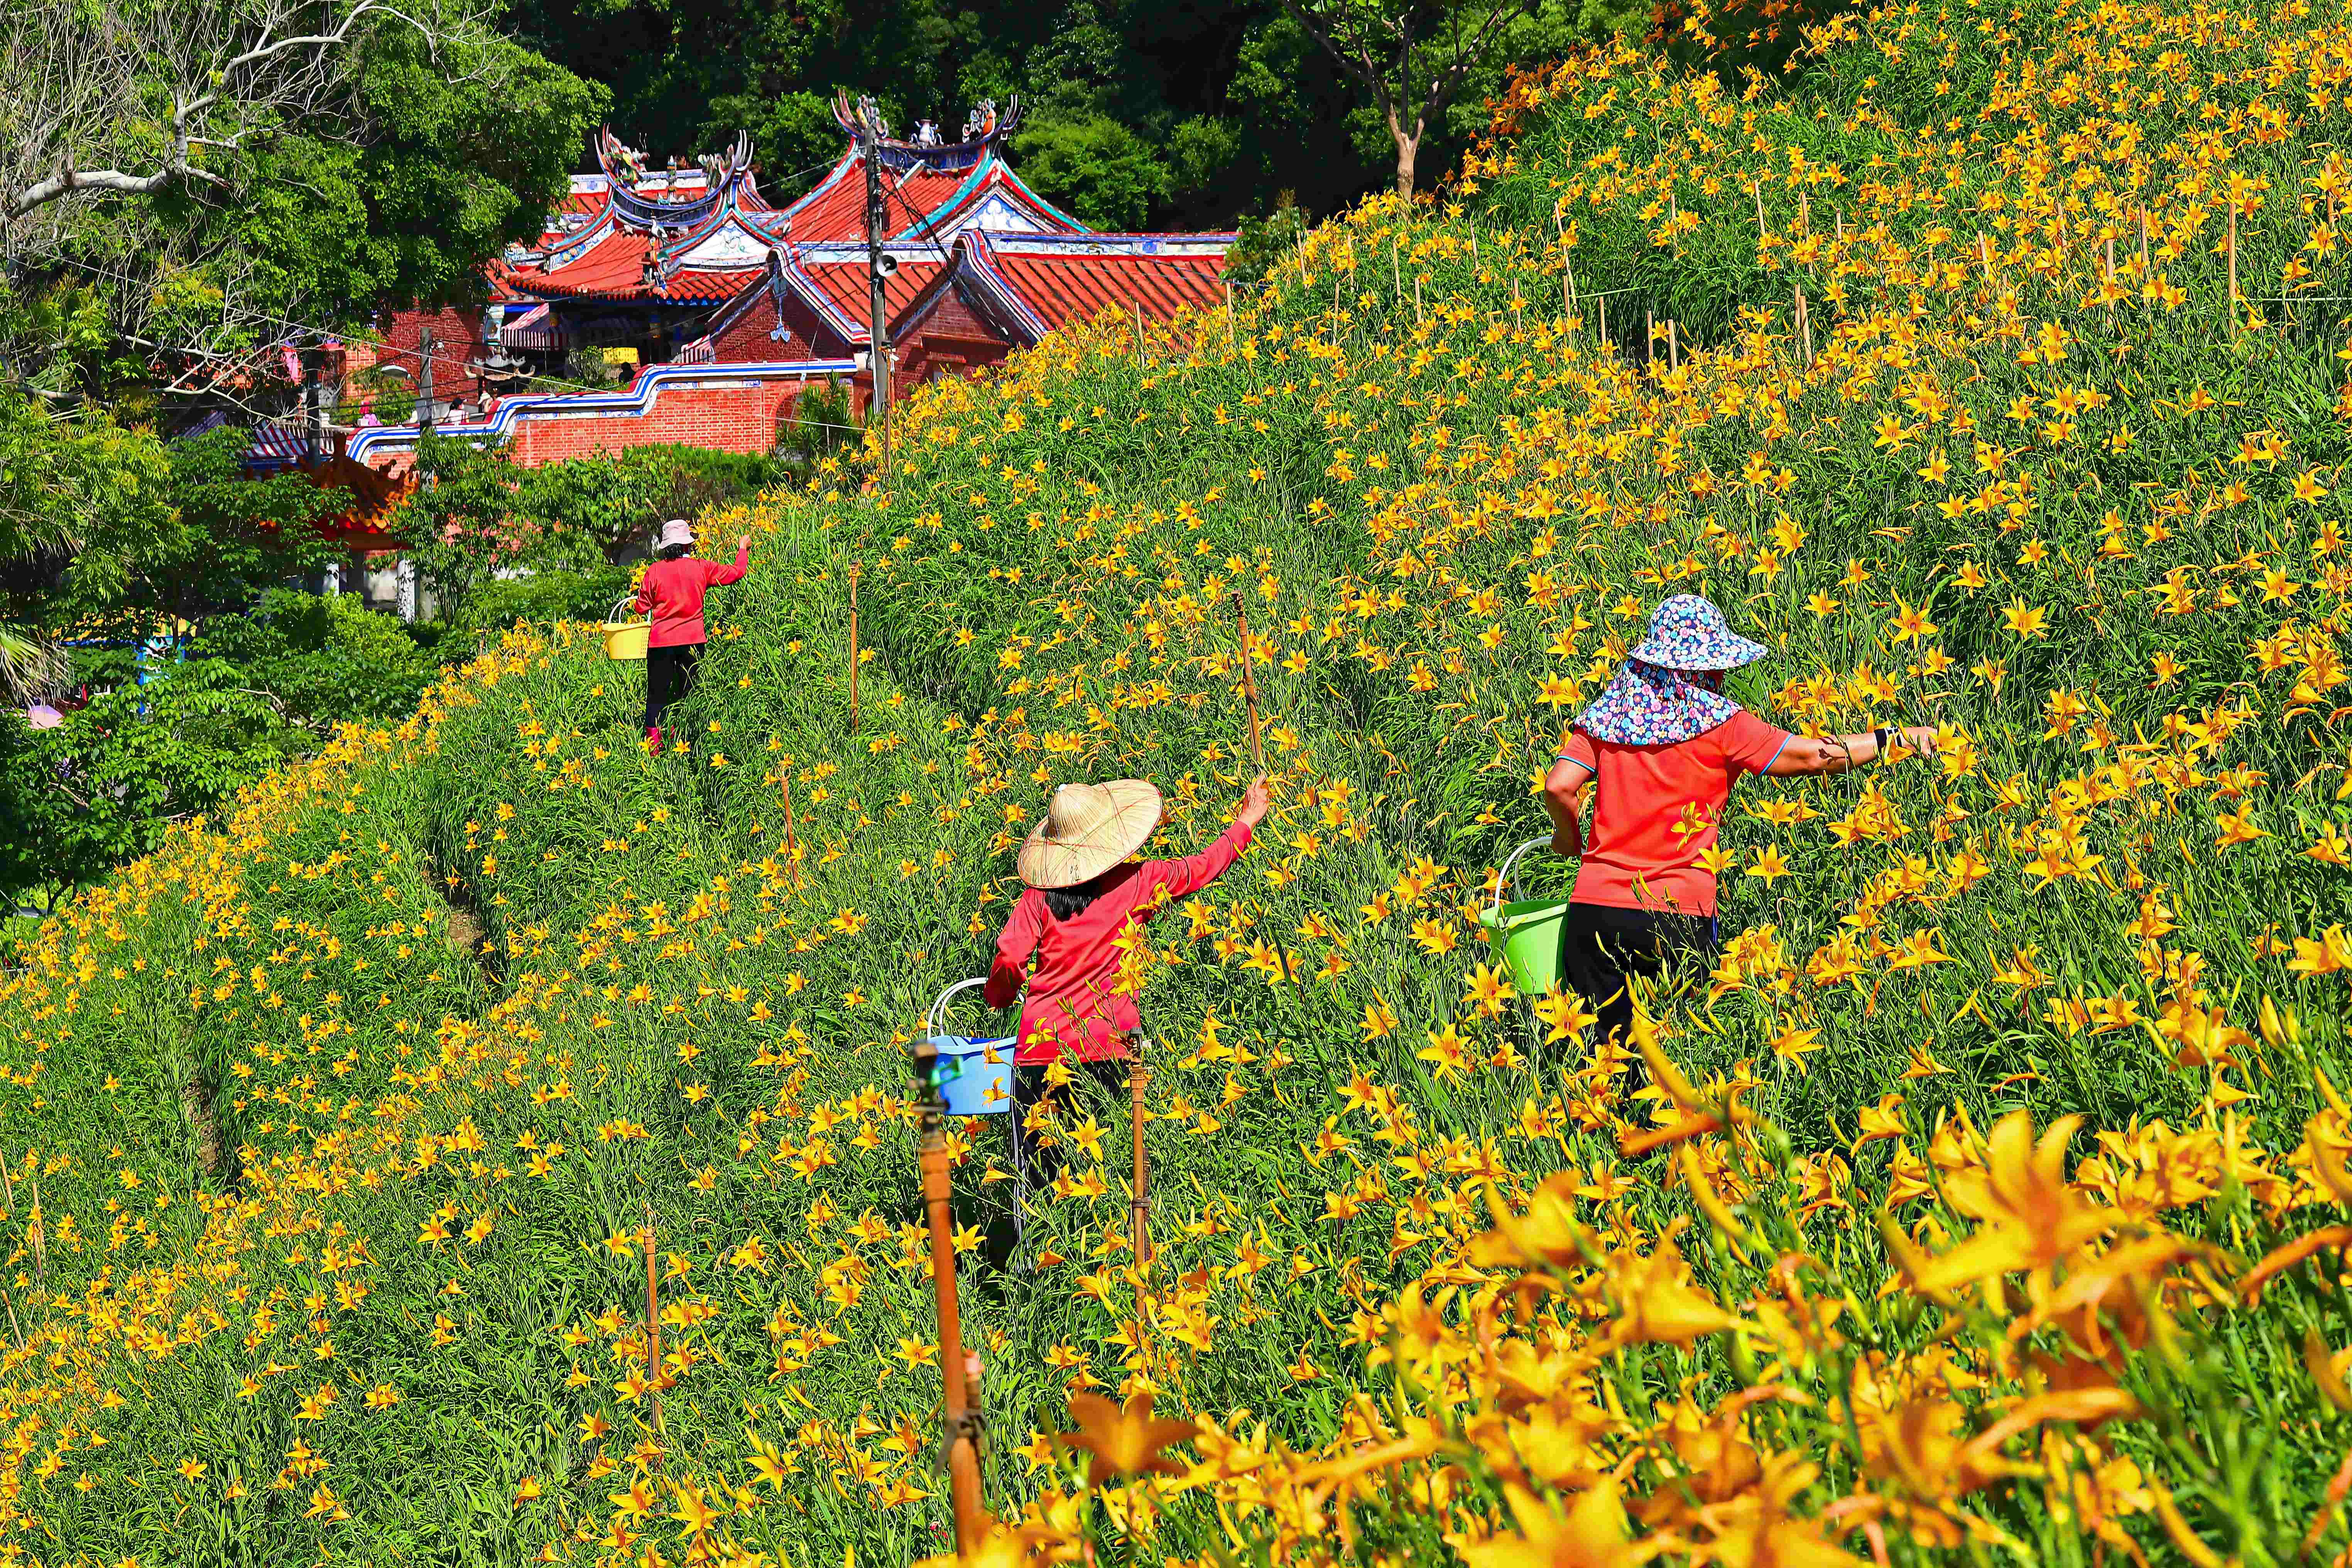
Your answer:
[17,0,2352,1561]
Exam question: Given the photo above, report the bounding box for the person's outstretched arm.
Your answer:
[705,534,752,587]
[1764,723,1937,777]
[1152,776,1272,899]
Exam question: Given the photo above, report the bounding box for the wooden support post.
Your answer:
[1669,318,1680,371]
[1130,1059,1152,1268]
[642,1202,664,1437]
[1133,299,1145,363]
[2228,206,2240,324]
[1230,593,1266,774]
[781,769,799,874]
[2138,207,2151,275]
[913,1039,988,1554]
[1414,274,1423,324]
[847,563,860,733]
[1753,180,1765,235]
[1795,285,1812,366]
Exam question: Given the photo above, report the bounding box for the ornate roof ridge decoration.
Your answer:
[595,128,757,231]
[828,92,1023,176]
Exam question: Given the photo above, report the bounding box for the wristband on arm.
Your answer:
[1872,726,1892,760]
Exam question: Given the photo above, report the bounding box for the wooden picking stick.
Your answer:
[1230,593,1266,775]
[847,563,861,733]
[642,1201,664,1437]
[912,1040,988,1553]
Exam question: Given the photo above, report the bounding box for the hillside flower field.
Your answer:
[16,0,2352,1561]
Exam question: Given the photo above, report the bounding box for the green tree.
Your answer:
[1012,117,1170,231]
[0,661,299,907]
[1273,0,1539,196]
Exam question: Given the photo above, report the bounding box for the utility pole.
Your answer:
[856,97,892,486]
[301,345,326,463]
[417,328,436,436]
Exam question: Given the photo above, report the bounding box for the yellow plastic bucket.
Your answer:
[602,594,650,661]
[1478,837,1571,997]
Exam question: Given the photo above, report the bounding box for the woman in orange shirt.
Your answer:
[1541,594,1935,1059]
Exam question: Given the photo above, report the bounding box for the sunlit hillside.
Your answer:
[10,0,2352,1561]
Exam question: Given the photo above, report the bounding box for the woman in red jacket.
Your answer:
[633,518,750,749]
[982,772,1270,1266]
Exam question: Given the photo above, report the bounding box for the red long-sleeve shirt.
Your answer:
[633,545,749,647]
[984,818,1254,1063]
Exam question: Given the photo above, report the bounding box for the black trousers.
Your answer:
[1558,902,1720,1058]
[982,1056,1128,1272]
[644,641,701,736]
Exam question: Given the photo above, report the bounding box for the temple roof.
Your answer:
[495,104,1090,308]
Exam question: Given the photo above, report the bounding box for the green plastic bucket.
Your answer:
[1480,896,1571,997]
[1480,836,1570,997]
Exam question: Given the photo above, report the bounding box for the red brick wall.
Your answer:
[893,289,1011,397]
[378,306,489,402]
[504,379,799,466]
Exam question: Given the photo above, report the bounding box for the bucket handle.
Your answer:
[607,591,646,627]
[1487,836,1553,922]
[927,975,990,1039]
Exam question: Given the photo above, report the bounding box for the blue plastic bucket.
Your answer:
[927,1034,1014,1116]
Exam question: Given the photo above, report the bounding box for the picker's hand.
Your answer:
[737,533,752,554]
[1887,723,1938,759]
[1237,776,1272,830]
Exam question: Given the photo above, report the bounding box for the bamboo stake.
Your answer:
[846,563,860,733]
[642,1202,664,1437]
[1230,593,1267,774]
[1133,299,1145,363]
[1130,1058,1152,1268]
[1753,180,1765,234]
[1669,318,1680,371]
[1794,284,1813,365]
[1799,193,1809,236]
[2228,206,2240,325]
[1414,274,1423,324]
[781,769,799,875]
[913,1039,988,1553]
[2138,207,2151,274]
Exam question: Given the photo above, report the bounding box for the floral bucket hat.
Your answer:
[1624,594,1769,671]
[1573,595,1771,747]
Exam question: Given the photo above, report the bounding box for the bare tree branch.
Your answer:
[0,0,472,226]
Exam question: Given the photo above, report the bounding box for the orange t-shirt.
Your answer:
[1556,711,1792,917]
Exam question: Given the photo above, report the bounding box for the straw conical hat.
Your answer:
[1018,781,1162,889]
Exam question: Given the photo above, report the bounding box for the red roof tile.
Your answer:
[986,249,1228,335]
[795,257,946,337]
[519,231,760,303]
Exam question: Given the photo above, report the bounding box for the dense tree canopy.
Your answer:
[505,0,1644,227]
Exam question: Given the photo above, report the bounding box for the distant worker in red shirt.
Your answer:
[983,773,1270,1266]
[633,518,751,750]
[1542,594,1935,1063]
